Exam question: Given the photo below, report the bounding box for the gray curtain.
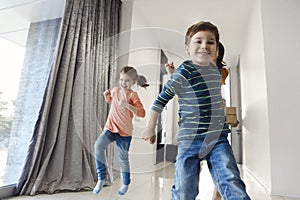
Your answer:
[16,0,121,195]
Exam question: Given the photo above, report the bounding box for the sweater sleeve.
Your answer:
[151,68,186,113]
[130,92,146,118]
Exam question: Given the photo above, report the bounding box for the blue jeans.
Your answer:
[172,133,251,200]
[94,130,132,185]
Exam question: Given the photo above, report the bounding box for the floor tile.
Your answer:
[5,162,300,200]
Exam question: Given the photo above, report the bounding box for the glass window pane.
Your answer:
[0,37,25,186]
[0,0,65,188]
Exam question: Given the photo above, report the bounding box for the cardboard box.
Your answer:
[226,115,237,125]
[225,107,237,115]
[225,107,238,127]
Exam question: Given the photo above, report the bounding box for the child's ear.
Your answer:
[185,45,189,55]
[216,46,219,57]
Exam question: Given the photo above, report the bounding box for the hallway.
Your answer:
[6,162,298,200]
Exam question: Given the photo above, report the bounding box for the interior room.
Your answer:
[0,0,300,199]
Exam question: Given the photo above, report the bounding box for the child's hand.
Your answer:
[120,101,138,114]
[103,89,111,96]
[142,135,156,144]
[148,135,156,144]
[103,89,111,103]
[119,101,129,108]
[165,62,175,75]
[142,127,156,144]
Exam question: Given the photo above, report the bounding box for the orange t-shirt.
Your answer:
[104,87,145,136]
[221,68,229,85]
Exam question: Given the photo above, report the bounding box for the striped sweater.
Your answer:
[152,60,230,140]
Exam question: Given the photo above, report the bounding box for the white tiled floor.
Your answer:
[5,162,300,200]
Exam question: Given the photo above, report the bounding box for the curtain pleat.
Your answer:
[16,0,121,195]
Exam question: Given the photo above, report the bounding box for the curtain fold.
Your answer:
[16,0,121,195]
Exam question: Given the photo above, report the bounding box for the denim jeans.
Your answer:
[171,133,251,200]
[94,130,132,185]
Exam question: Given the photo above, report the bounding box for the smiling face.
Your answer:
[119,72,135,90]
[185,30,218,66]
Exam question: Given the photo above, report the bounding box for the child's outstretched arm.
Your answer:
[142,110,159,144]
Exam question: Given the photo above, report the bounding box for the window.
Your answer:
[0,0,65,197]
[0,37,25,186]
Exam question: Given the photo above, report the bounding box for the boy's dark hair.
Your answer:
[120,66,149,88]
[185,21,220,45]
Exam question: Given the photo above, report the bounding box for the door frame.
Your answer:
[229,57,243,164]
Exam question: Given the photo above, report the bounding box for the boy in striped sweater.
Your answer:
[143,21,251,200]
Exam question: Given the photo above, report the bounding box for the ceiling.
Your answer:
[0,0,255,67]
[0,0,65,46]
[128,0,255,68]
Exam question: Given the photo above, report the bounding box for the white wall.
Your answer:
[261,0,300,197]
[241,0,300,197]
[240,0,272,191]
[120,0,300,197]
[118,0,133,68]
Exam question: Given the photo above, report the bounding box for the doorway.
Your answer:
[155,50,178,164]
[229,57,243,164]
